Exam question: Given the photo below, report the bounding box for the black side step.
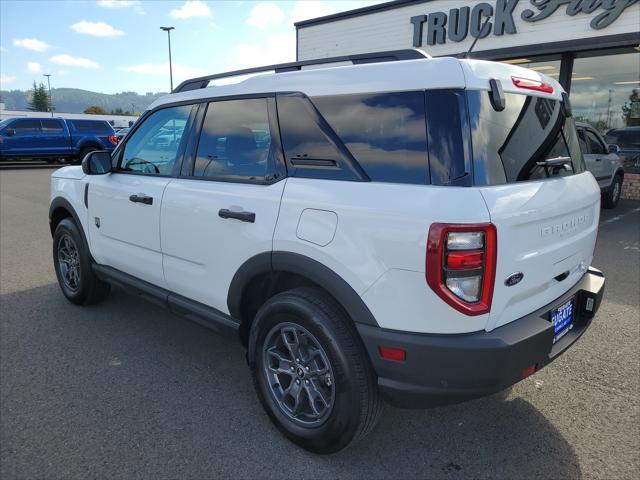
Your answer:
[92,264,240,338]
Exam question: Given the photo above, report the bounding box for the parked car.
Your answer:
[0,117,117,163]
[576,123,625,209]
[605,126,640,174]
[115,127,130,143]
[49,51,605,454]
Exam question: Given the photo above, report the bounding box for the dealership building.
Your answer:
[295,0,640,199]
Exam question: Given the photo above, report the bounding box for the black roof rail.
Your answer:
[172,49,429,93]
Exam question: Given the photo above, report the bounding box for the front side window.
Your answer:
[312,91,429,185]
[585,130,605,154]
[120,104,193,175]
[12,119,41,134]
[194,98,273,181]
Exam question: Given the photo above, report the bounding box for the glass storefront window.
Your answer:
[570,49,640,173]
[500,57,562,81]
[570,50,640,133]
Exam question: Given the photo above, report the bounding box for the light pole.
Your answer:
[160,26,175,91]
[43,74,53,117]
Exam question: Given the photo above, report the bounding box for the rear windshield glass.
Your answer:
[467,91,584,185]
[69,120,113,133]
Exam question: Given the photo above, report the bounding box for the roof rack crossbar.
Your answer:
[172,49,429,93]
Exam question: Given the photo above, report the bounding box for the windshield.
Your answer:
[0,118,11,129]
[467,91,584,185]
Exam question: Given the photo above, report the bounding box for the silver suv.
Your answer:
[576,122,625,209]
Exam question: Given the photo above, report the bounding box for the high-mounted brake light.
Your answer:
[426,224,497,316]
[108,135,118,145]
[511,76,554,94]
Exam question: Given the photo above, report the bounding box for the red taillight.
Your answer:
[511,76,554,94]
[108,135,118,145]
[379,346,406,362]
[521,364,536,378]
[426,223,497,316]
[446,250,483,270]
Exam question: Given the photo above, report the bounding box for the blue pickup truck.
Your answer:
[0,117,117,163]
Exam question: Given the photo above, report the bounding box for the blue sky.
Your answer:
[0,0,378,94]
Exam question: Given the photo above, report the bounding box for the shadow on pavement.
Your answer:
[1,283,581,479]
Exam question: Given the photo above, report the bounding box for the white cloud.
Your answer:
[27,62,43,74]
[121,62,206,79]
[290,0,336,24]
[1,73,17,86]
[50,54,100,69]
[226,32,295,71]
[71,21,125,37]
[97,0,145,15]
[246,3,285,28]
[170,0,211,19]
[12,38,51,52]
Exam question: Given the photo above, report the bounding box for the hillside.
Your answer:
[0,88,168,114]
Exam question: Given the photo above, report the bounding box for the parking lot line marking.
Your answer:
[600,207,640,227]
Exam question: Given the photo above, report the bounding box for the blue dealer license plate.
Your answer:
[551,299,575,343]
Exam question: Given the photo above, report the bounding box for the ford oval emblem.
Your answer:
[505,272,524,287]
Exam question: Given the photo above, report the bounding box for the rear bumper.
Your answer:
[357,267,605,408]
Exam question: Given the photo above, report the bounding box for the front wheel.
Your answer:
[602,174,622,209]
[249,288,382,454]
[53,218,110,305]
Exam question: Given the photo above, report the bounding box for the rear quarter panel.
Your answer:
[274,178,492,334]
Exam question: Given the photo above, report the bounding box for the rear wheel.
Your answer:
[53,218,110,305]
[602,174,622,209]
[250,288,382,454]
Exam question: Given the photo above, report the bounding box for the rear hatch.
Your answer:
[461,60,601,331]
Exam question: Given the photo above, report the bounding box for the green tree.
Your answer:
[27,81,50,112]
[84,105,107,114]
[622,89,640,127]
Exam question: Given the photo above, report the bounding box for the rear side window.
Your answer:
[70,120,112,133]
[41,119,64,132]
[312,92,430,185]
[194,98,274,181]
[11,119,41,133]
[467,91,584,185]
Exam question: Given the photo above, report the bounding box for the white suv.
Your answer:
[49,50,605,454]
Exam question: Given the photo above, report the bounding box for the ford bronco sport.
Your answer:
[49,50,605,454]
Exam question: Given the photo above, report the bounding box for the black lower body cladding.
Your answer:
[357,268,605,408]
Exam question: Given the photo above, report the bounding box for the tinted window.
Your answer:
[70,120,112,133]
[425,90,471,186]
[41,119,64,133]
[467,91,584,185]
[585,130,605,154]
[312,92,429,185]
[194,98,273,180]
[577,129,589,153]
[121,105,192,175]
[606,129,640,149]
[278,94,359,181]
[12,119,41,133]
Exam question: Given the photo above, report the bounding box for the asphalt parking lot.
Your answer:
[1,168,638,479]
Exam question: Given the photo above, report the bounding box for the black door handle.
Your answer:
[218,209,255,223]
[595,157,602,162]
[129,194,153,205]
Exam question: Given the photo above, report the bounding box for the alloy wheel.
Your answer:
[262,322,335,427]
[57,234,81,292]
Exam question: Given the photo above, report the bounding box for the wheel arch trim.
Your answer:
[49,196,89,249]
[227,251,380,328]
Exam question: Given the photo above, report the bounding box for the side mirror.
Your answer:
[608,144,620,154]
[81,150,112,175]
[5,128,16,136]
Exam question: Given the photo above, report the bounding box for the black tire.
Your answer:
[602,174,622,209]
[53,218,110,305]
[76,146,97,165]
[249,287,382,454]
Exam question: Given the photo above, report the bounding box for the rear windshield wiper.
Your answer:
[536,156,572,177]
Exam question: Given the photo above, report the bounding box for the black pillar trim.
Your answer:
[559,52,575,95]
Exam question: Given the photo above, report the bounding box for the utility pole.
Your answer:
[160,26,175,91]
[43,74,53,117]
